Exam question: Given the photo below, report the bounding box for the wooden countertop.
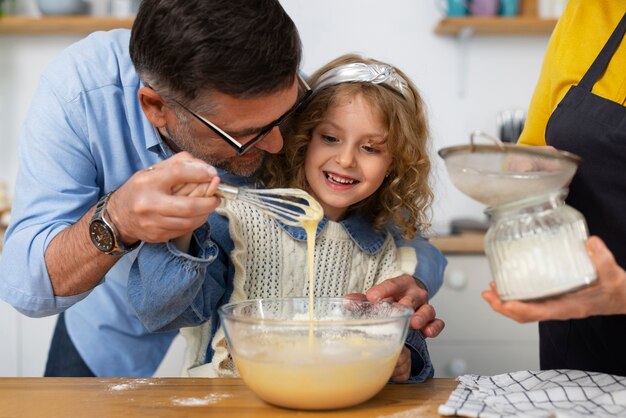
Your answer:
[0,377,457,417]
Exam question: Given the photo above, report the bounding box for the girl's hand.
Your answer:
[390,346,411,382]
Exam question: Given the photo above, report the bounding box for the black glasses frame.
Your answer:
[162,74,311,155]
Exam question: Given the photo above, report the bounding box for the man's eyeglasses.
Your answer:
[152,74,311,155]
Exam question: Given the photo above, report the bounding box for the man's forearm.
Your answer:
[45,207,118,296]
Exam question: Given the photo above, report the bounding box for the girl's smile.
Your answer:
[324,171,359,188]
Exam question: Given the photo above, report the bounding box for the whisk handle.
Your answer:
[217,184,240,199]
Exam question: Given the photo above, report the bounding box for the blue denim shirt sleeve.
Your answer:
[394,235,447,297]
[404,329,434,383]
[128,220,232,332]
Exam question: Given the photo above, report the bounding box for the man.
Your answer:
[0,0,444,377]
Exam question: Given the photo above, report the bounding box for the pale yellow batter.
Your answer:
[233,332,400,410]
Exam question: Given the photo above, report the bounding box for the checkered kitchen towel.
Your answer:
[439,370,626,418]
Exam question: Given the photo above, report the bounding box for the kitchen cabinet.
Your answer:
[0,297,19,376]
[0,248,57,376]
[429,255,539,377]
[0,16,133,35]
[0,295,186,377]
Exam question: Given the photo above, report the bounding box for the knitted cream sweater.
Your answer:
[181,200,414,377]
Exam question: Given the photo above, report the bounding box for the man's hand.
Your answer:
[108,151,222,245]
[46,152,222,296]
[482,236,626,323]
[390,346,411,383]
[366,274,445,338]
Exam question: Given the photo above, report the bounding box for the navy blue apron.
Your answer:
[541,11,626,376]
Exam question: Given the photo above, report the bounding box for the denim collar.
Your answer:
[277,213,387,255]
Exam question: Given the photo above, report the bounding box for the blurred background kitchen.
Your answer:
[0,0,567,378]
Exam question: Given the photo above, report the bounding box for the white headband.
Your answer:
[310,62,409,99]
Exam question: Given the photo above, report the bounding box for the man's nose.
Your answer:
[253,127,283,154]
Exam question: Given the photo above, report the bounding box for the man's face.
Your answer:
[163,79,299,177]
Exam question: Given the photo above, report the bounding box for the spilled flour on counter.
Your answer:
[108,379,161,391]
[131,378,159,385]
[171,393,233,406]
[109,383,133,391]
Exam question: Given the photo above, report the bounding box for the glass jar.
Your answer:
[484,188,597,301]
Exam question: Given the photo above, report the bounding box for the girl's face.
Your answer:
[304,94,392,221]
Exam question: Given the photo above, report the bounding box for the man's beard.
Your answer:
[218,152,266,178]
[164,125,266,177]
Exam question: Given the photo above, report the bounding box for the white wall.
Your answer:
[0,0,551,376]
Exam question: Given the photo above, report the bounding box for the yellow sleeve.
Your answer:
[518,0,626,146]
[517,3,571,147]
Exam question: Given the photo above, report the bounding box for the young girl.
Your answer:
[128,54,435,382]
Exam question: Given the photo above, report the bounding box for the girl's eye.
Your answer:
[362,144,378,154]
[321,134,338,143]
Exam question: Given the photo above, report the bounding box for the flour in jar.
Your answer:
[487,224,596,300]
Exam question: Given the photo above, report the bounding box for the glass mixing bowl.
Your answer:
[219,297,412,410]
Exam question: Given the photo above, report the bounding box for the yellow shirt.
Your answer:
[518,0,626,146]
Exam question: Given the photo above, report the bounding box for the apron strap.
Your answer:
[579,11,626,91]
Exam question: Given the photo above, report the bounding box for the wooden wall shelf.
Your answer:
[435,17,557,36]
[0,16,134,35]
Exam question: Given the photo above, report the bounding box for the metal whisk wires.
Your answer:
[217,184,323,226]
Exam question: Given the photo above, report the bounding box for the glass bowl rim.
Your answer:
[217,297,413,326]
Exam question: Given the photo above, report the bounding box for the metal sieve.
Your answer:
[438,131,582,207]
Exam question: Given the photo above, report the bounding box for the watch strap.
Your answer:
[91,192,140,256]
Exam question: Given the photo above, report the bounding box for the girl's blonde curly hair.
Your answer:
[262,54,433,240]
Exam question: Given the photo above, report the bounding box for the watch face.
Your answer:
[89,220,114,252]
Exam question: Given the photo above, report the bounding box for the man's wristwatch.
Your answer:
[89,192,139,256]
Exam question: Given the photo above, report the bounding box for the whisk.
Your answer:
[216,184,323,226]
[169,161,323,226]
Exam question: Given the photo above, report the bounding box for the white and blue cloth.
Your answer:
[440,370,626,418]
